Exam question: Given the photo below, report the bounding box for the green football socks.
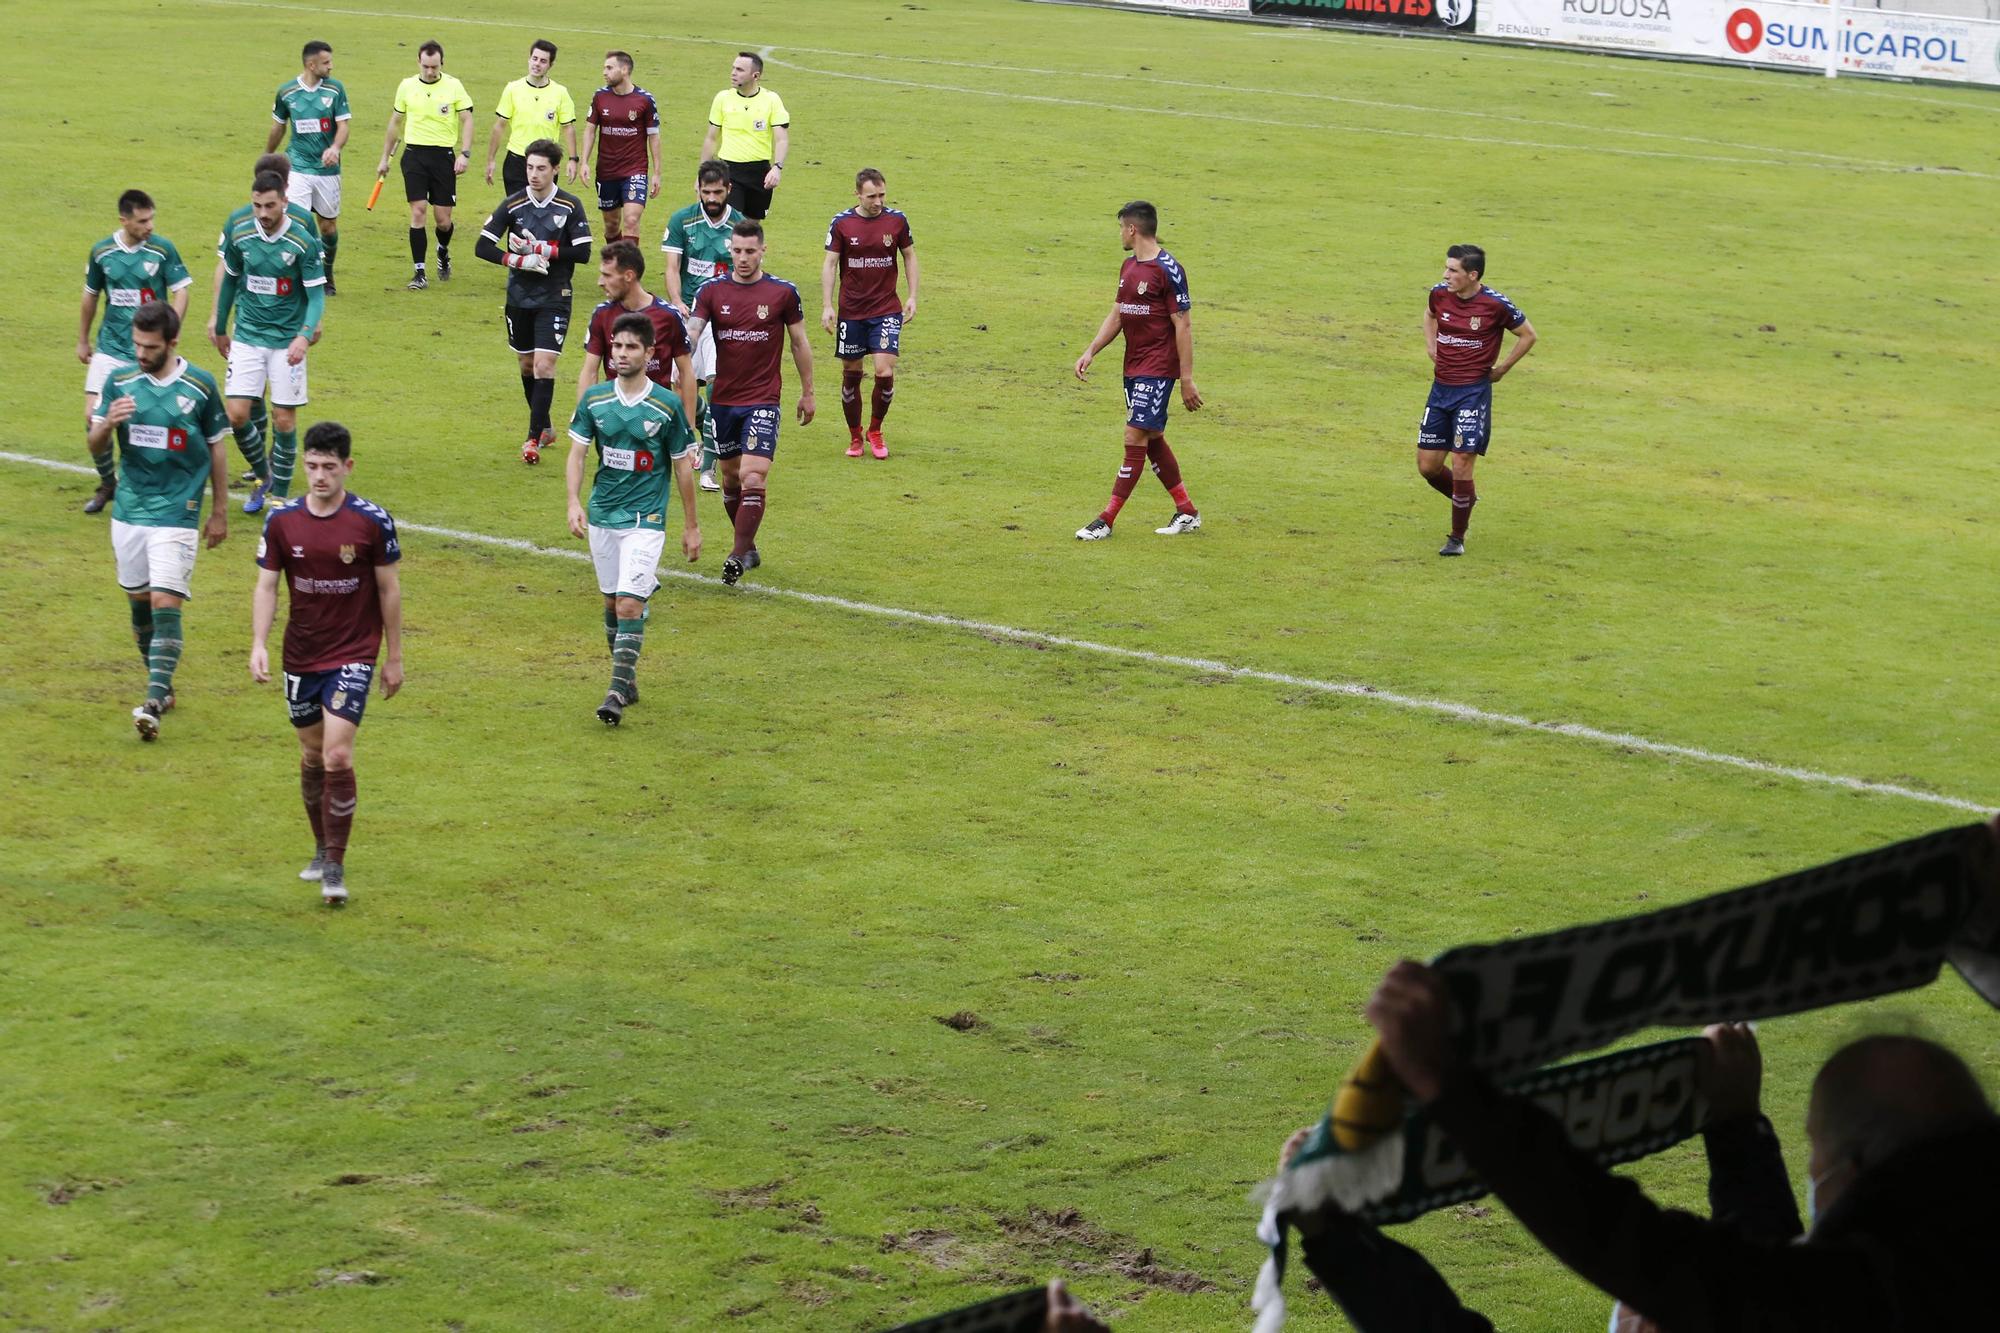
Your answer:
[270,428,297,499]
[145,606,182,706]
[128,598,153,665]
[610,617,644,703]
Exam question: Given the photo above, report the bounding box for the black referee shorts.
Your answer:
[501,151,528,197]
[725,159,774,220]
[401,145,457,206]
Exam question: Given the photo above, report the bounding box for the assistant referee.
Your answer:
[700,51,789,220]
[377,40,474,290]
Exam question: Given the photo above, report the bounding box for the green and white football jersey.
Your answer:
[217,201,321,263]
[219,215,325,348]
[99,359,230,528]
[569,380,696,530]
[273,76,351,177]
[661,202,743,296]
[83,234,193,359]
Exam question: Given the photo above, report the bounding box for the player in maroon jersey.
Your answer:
[1073,201,1203,541]
[820,169,919,459]
[577,239,695,423]
[685,219,815,587]
[250,421,403,907]
[578,51,660,246]
[1420,243,1537,556]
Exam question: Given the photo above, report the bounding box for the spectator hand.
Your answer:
[1044,1279,1110,1332]
[1365,961,1459,1104]
[1696,1022,1762,1125]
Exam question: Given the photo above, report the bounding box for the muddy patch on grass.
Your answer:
[707,1180,824,1230]
[995,1206,1215,1294]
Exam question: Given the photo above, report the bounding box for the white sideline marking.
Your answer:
[761,54,2000,177]
[10,450,1989,815]
[188,0,1998,178]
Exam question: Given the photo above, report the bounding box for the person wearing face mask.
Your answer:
[1362,861,2000,1333]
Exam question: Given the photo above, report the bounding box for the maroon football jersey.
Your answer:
[1428,284,1527,386]
[825,207,914,320]
[1116,251,1190,379]
[692,274,804,406]
[586,296,691,387]
[588,87,659,179]
[257,493,401,673]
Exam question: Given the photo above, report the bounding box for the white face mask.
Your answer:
[1804,1159,1851,1231]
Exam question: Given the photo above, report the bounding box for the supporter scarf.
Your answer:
[1252,822,1999,1331]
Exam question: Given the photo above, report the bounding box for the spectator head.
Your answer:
[1805,1035,1993,1218]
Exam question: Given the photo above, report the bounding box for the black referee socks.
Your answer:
[408,227,426,266]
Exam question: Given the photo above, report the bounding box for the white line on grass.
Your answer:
[8,450,1989,815]
[758,54,1999,178]
[185,0,1997,179]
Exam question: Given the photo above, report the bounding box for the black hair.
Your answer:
[132,300,181,341]
[1117,200,1158,236]
[1447,244,1486,280]
[304,421,353,459]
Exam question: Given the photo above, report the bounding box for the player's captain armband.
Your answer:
[600,446,643,471]
[245,275,280,296]
[127,423,188,452]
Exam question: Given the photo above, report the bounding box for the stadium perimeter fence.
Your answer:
[1053,0,2000,91]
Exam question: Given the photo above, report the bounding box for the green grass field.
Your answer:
[4,0,1998,1328]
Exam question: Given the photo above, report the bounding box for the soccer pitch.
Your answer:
[4,0,1997,1327]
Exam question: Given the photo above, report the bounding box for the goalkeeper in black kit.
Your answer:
[476,137,593,463]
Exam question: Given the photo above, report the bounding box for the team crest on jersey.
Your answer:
[757,305,769,319]
[177,395,196,414]
[881,235,892,247]
[643,419,661,437]
[339,544,356,564]
[627,108,637,121]
[282,251,295,267]
[1469,316,1482,330]
[143,260,159,276]
[1137,281,1149,295]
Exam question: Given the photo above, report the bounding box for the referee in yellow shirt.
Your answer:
[701,51,789,221]
[485,39,579,196]
[376,40,474,290]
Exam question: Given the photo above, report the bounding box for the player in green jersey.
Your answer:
[659,161,742,491]
[213,170,326,509]
[566,312,700,726]
[268,40,350,294]
[86,302,231,740]
[210,154,323,514]
[78,190,194,514]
